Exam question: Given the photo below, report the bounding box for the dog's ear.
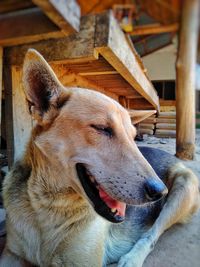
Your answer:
[23,49,69,124]
[131,110,157,124]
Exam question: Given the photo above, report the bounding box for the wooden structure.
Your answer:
[0,0,80,46]
[139,111,176,138]
[2,8,159,165]
[176,0,199,160]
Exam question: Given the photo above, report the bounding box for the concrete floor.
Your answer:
[111,130,200,267]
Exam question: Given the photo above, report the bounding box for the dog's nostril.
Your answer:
[144,179,168,201]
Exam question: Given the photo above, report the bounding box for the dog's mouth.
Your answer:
[76,163,126,223]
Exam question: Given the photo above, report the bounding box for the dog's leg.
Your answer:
[117,163,200,267]
[0,248,32,267]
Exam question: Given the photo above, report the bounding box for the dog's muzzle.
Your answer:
[76,163,126,223]
[76,164,168,223]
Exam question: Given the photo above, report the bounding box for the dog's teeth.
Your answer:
[89,175,96,183]
[90,176,95,183]
[111,208,117,213]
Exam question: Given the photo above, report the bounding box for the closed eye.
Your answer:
[90,124,114,138]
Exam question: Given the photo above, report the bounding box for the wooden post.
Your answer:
[176,0,199,160]
[0,47,2,148]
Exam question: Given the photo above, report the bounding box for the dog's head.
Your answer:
[23,49,167,223]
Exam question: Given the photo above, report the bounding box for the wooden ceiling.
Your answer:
[77,0,132,15]
[77,0,182,23]
[0,0,34,14]
[137,0,181,24]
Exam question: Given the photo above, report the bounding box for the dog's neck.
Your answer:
[23,128,96,230]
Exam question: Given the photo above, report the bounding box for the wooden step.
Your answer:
[140,123,155,130]
[156,117,176,123]
[142,117,157,123]
[156,123,176,130]
[129,109,156,124]
[139,129,154,135]
[155,129,176,138]
[158,111,176,119]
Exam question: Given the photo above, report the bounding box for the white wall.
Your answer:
[142,42,177,81]
[142,41,200,89]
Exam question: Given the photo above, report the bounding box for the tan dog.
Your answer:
[0,49,199,267]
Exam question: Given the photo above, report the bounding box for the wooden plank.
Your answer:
[80,71,118,76]
[4,15,97,66]
[155,129,176,138]
[158,111,176,118]
[129,109,156,124]
[156,123,176,130]
[51,64,118,101]
[0,48,2,147]
[84,73,141,96]
[32,0,80,34]
[0,8,64,47]
[176,0,199,160]
[12,66,33,161]
[119,96,127,108]
[129,23,179,36]
[94,11,160,110]
[128,98,155,110]
[125,34,147,74]
[3,63,14,168]
[142,118,157,123]
[160,106,176,112]
[59,56,116,75]
[160,100,176,106]
[139,123,154,130]
[139,129,154,135]
[156,117,176,123]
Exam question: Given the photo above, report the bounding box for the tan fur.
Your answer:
[0,49,199,267]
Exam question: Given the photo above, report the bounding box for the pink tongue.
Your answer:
[98,187,126,217]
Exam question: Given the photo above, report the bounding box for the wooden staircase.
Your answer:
[138,111,176,138]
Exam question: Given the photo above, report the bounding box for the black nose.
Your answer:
[144,179,168,201]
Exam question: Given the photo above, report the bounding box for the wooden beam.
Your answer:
[129,109,156,124]
[176,0,199,160]
[0,8,64,47]
[51,65,118,101]
[79,70,118,76]
[129,23,179,36]
[0,0,34,14]
[155,129,176,138]
[127,98,154,110]
[4,15,97,65]
[119,96,128,108]
[4,12,159,111]
[32,0,80,34]
[94,11,160,110]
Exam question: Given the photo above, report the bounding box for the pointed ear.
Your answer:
[23,49,69,123]
[129,110,157,124]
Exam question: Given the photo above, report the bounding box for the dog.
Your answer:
[0,49,199,267]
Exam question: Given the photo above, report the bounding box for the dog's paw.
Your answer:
[117,253,143,267]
